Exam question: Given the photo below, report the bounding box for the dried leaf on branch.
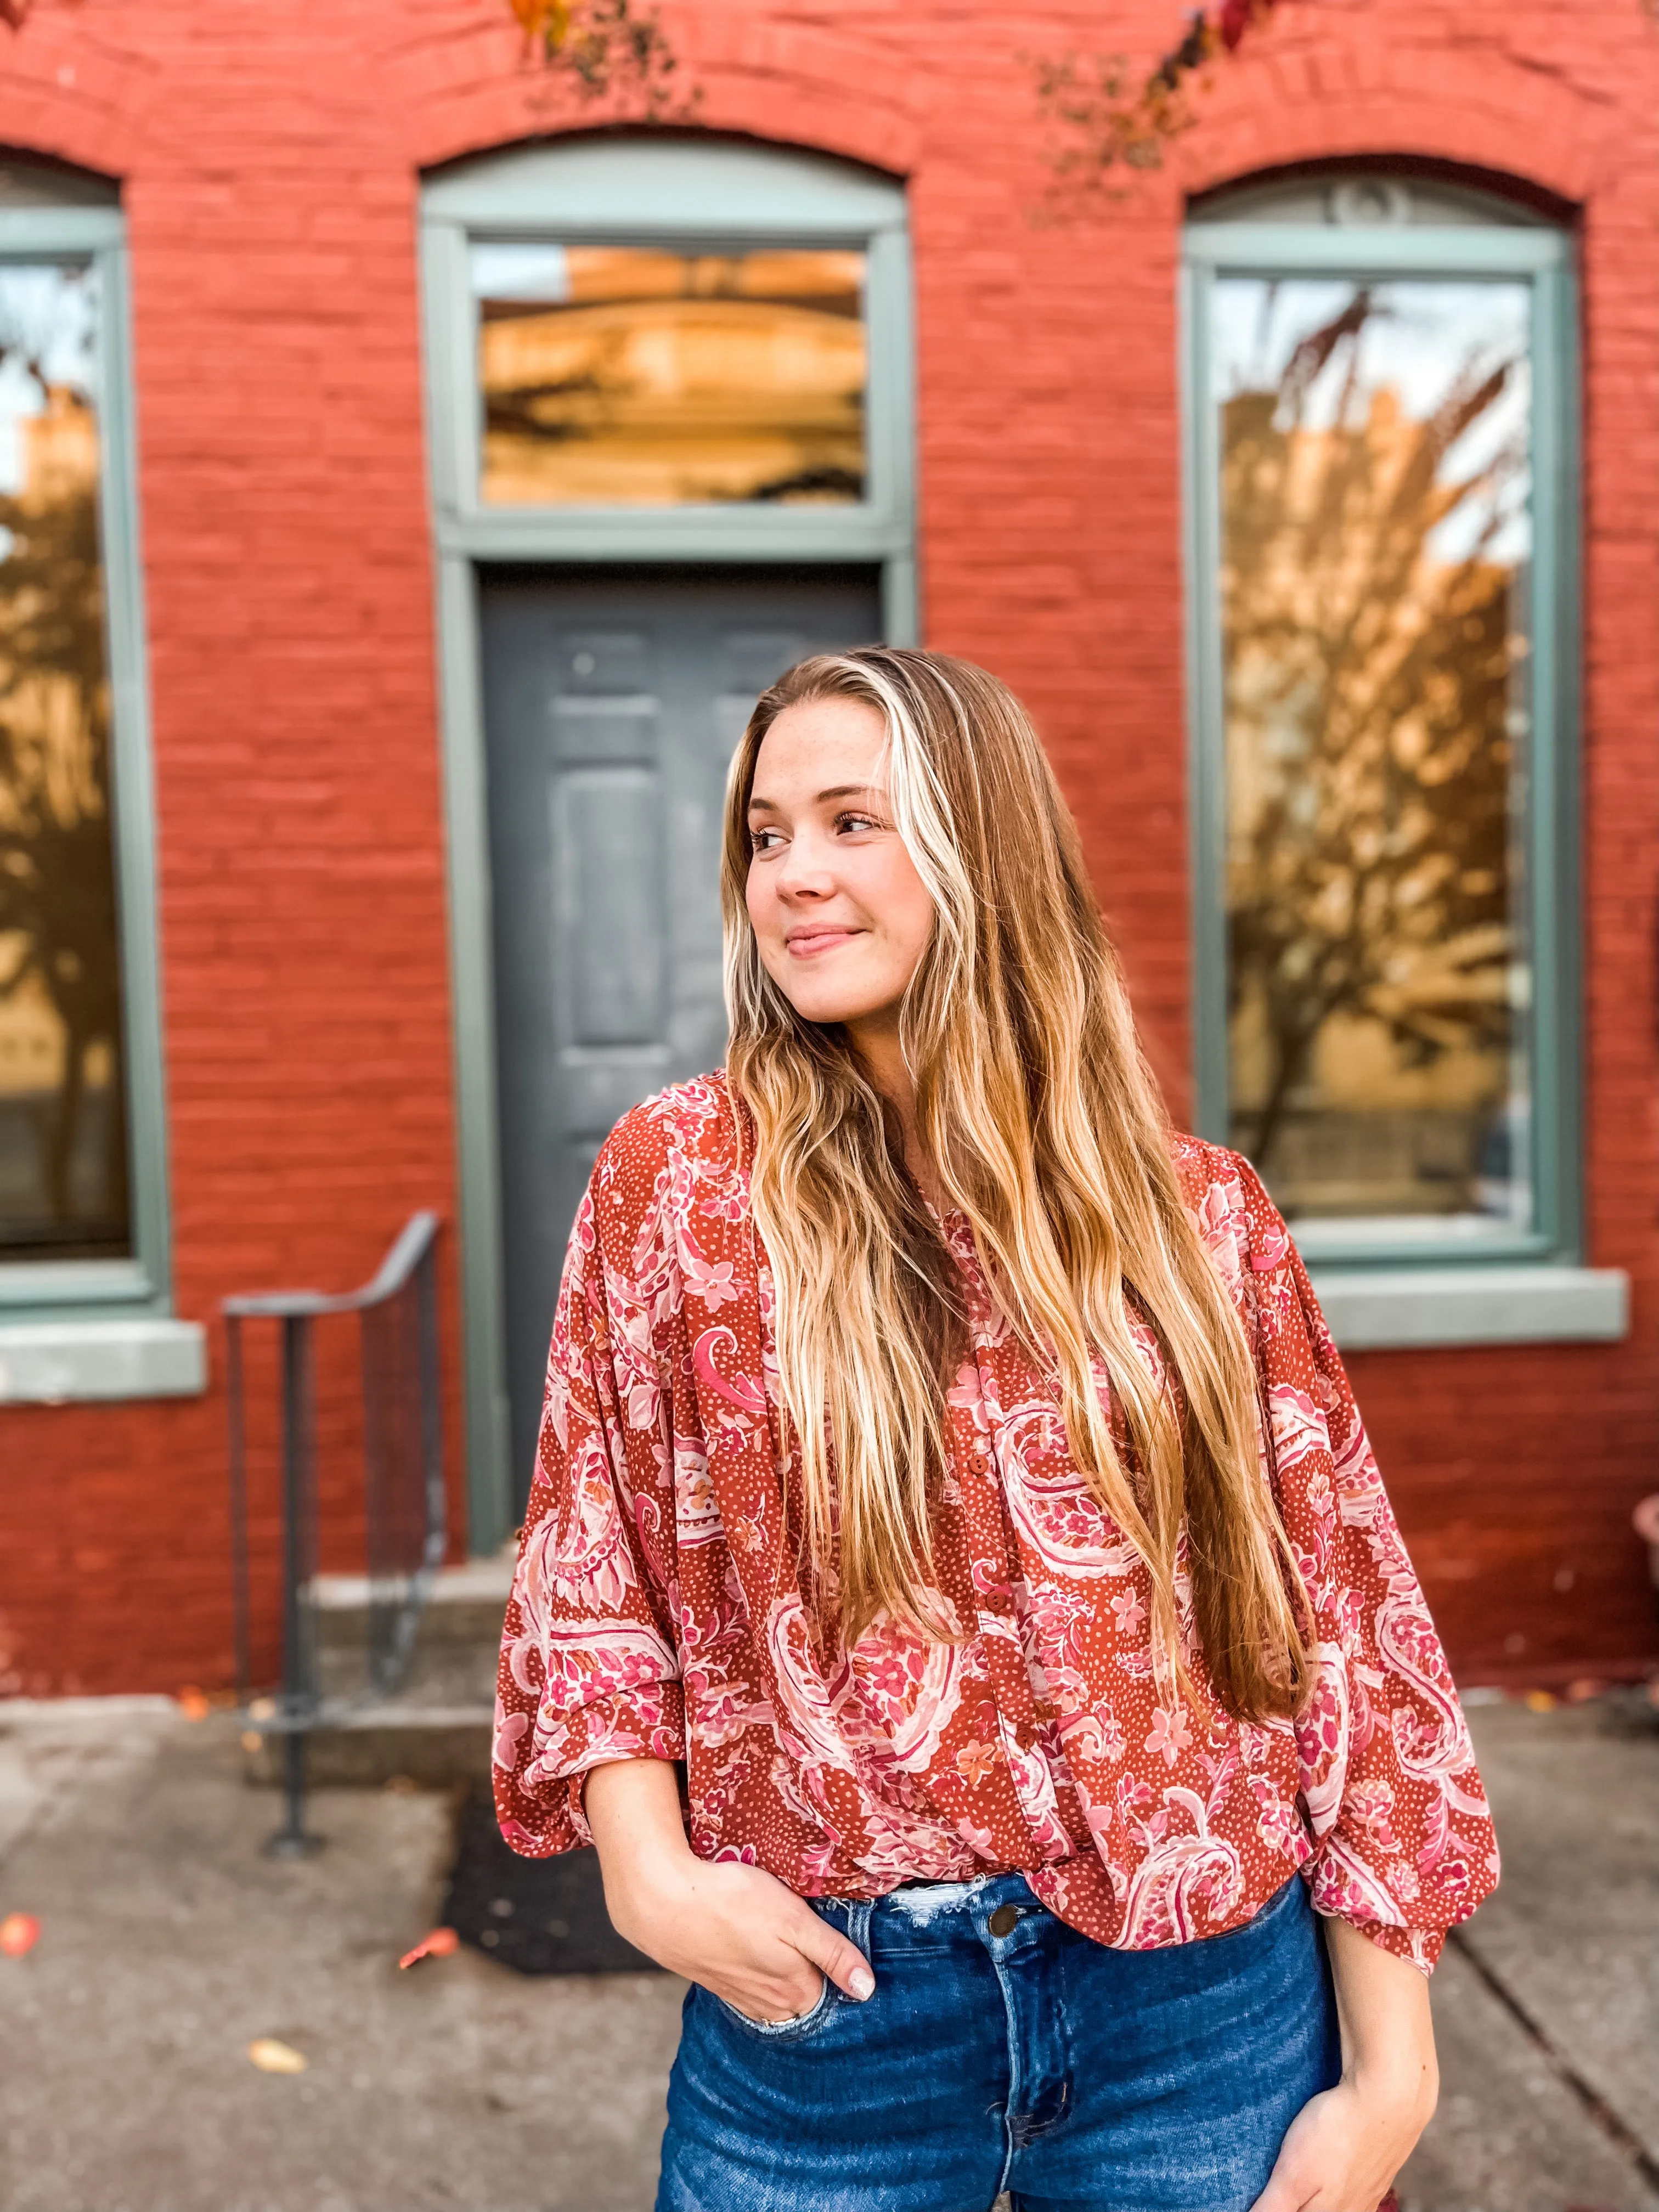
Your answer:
[1036,0,1654,208]
[509,0,696,122]
[1032,2,1279,207]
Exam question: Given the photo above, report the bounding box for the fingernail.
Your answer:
[849,1967,874,2001]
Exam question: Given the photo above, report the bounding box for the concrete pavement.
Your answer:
[0,1688,1653,2211]
[1398,1692,1659,2212]
[0,1699,682,2212]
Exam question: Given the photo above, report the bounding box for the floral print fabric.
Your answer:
[495,1074,1498,1971]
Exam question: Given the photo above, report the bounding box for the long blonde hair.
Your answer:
[722,648,1310,1722]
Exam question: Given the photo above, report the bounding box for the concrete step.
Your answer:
[312,1639,498,1706]
[242,1701,493,1790]
[244,1551,511,1788]
[307,1550,515,1651]
[305,1550,513,1705]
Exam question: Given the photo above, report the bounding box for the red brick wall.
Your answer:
[0,0,1655,1695]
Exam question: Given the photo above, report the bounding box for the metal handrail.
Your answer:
[224,1211,443,1319]
[225,1212,446,1857]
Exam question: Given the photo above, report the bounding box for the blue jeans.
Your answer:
[657,1869,1340,2212]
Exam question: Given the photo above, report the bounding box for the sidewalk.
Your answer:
[1400,1692,1659,2212]
[0,1690,1653,2212]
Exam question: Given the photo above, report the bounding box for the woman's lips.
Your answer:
[785,928,860,958]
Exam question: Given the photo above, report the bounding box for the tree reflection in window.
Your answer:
[472,244,867,507]
[1216,278,1533,1232]
[0,262,128,1261]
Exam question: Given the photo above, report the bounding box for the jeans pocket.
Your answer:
[1205,1870,1306,1948]
[711,1973,835,2042]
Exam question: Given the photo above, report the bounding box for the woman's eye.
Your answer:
[749,827,784,854]
[836,811,881,835]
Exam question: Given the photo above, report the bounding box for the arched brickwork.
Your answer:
[0,10,153,183]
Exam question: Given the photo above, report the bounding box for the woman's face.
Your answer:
[744,695,935,1037]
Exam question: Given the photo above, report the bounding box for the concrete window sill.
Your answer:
[0,1318,208,1404]
[1309,1266,1629,1352]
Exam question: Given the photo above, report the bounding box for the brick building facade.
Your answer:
[0,0,1655,1697]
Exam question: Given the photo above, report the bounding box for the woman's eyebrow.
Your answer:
[747,783,885,814]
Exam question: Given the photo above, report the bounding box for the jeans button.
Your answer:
[989,1903,1020,1937]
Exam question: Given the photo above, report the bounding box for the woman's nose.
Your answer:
[776,836,833,899]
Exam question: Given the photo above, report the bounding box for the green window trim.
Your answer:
[420,138,915,574]
[0,199,174,1327]
[419,138,917,1550]
[1181,206,1583,1276]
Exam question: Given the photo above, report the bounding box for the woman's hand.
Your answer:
[613,1850,874,2024]
[1250,1915,1437,2212]
[1249,2072,1427,2210]
[584,1758,875,2024]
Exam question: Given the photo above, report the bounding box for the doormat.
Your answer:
[440,1786,664,1976]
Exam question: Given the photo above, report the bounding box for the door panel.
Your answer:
[482,567,882,1506]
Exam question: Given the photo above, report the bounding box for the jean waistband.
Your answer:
[808,1865,1308,1967]
[808,1869,1037,1954]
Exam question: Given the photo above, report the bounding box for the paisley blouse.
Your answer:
[494,1073,1498,1971]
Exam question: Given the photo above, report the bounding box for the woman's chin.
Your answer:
[788,995,867,1029]
[778,987,900,1034]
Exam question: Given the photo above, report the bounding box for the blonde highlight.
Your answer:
[723,648,1311,1721]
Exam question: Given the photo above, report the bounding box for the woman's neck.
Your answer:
[845,1012,942,1209]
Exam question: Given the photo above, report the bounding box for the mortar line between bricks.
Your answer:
[1446,1926,1659,2196]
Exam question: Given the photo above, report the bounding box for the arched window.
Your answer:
[1183,171,1616,1347]
[0,155,187,1393]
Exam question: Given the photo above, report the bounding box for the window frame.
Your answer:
[421,139,914,577]
[0,201,172,1322]
[1181,216,1582,1274]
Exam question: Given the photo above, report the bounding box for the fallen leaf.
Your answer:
[0,1912,40,1957]
[1523,1689,1557,1712]
[247,2038,308,2074]
[177,1686,211,1722]
[241,1730,263,1754]
[399,1926,460,1970]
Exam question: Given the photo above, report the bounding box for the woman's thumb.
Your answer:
[796,1911,876,2001]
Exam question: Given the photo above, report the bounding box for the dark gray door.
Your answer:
[482,566,882,1506]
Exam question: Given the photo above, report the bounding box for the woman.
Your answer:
[495,649,1497,2212]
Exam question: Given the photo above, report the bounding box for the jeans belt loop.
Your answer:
[842,1895,874,1963]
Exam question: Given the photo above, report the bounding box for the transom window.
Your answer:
[1184,173,1578,1266]
[471,242,868,507]
[422,137,911,547]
